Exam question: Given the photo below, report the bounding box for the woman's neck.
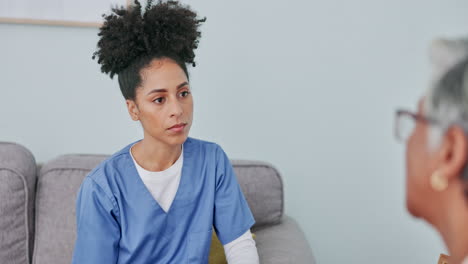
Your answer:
[435,184,468,264]
[131,136,182,172]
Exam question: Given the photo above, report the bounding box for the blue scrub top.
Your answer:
[71,138,255,264]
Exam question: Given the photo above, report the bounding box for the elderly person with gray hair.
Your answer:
[395,37,468,264]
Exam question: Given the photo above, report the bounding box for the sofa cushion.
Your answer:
[33,154,284,263]
[254,216,316,264]
[0,142,37,264]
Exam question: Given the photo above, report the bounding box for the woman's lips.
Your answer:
[168,123,187,133]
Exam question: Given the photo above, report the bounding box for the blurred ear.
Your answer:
[437,125,468,182]
[126,99,140,121]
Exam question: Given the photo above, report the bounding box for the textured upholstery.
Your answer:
[32,155,107,264]
[232,160,284,227]
[0,142,37,264]
[254,216,315,263]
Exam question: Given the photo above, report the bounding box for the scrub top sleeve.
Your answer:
[213,145,255,245]
[72,177,120,264]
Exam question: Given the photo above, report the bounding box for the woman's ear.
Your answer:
[126,99,140,121]
[438,125,468,182]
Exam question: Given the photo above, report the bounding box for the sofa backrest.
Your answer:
[231,160,284,228]
[0,142,37,264]
[32,154,106,264]
[28,153,284,264]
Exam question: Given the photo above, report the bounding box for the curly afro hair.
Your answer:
[92,0,206,100]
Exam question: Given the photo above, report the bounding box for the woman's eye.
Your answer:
[180,91,190,97]
[153,97,165,104]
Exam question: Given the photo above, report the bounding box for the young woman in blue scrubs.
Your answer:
[71,1,259,263]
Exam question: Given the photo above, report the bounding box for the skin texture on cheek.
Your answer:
[405,108,434,218]
[406,128,422,217]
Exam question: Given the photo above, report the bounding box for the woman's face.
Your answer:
[405,99,439,218]
[126,58,193,147]
[405,97,468,227]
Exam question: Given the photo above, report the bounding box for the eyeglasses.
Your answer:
[394,109,439,142]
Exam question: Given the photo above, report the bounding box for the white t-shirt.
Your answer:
[130,145,183,212]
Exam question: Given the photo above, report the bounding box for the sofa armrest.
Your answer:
[253,215,315,264]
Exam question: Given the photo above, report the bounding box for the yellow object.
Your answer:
[208,231,256,264]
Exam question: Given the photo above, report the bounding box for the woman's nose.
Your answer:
[169,99,183,117]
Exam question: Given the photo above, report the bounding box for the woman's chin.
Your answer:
[406,198,421,218]
[166,133,189,146]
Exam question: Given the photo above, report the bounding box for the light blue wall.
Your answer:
[2,0,468,263]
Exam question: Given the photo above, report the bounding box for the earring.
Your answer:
[430,170,448,192]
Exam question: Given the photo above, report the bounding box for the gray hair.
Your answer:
[425,38,468,150]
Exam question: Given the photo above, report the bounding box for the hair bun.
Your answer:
[93,0,206,78]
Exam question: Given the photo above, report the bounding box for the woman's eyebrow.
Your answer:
[177,81,189,89]
[146,88,167,95]
[146,82,189,96]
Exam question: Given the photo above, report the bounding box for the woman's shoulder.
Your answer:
[185,137,228,156]
[83,141,135,191]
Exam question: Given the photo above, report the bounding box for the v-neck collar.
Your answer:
[130,144,184,177]
[123,138,195,215]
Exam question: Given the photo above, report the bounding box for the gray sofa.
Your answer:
[0,141,315,264]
